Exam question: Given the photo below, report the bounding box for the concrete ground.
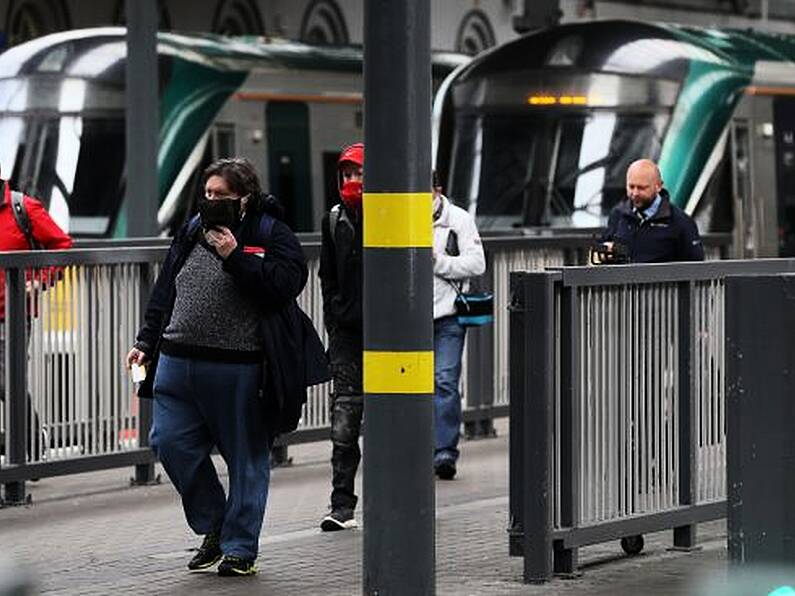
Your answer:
[0,421,736,595]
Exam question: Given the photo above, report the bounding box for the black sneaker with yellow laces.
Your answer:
[217,555,257,577]
[187,532,222,571]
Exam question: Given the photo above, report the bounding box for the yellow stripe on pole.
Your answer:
[363,192,433,248]
[363,350,434,394]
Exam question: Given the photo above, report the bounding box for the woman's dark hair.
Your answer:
[202,156,285,219]
[203,157,262,199]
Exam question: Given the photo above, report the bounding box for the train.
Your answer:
[3,21,795,257]
[0,28,469,237]
[432,19,795,257]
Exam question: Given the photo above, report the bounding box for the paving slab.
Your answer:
[0,422,733,595]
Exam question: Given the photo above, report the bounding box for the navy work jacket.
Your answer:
[602,190,705,263]
[134,204,330,438]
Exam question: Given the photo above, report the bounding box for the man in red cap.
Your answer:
[318,142,364,531]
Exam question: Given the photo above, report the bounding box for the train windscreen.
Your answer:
[448,111,669,228]
[0,114,125,236]
[444,71,677,229]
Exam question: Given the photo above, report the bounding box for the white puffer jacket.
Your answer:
[433,196,486,320]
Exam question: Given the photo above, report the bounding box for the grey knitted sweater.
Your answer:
[162,242,262,357]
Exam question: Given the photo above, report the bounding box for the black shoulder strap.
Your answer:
[328,204,354,246]
[10,191,41,250]
[328,204,341,245]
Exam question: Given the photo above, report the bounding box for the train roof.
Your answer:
[456,19,795,83]
[0,27,469,84]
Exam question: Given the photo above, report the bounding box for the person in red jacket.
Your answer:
[0,168,72,461]
[0,172,73,316]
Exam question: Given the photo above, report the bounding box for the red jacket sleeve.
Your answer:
[25,197,73,250]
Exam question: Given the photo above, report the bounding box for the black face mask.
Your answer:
[198,197,241,230]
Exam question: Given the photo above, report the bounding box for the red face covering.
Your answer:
[340,179,363,211]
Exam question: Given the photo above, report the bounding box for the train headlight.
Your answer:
[527,94,588,106]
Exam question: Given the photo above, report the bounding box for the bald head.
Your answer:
[626,159,663,210]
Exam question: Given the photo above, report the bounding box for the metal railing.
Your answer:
[508,258,795,583]
[0,232,731,497]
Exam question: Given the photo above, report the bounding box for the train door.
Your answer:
[773,97,795,257]
[266,102,313,232]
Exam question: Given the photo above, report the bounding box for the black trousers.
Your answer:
[328,335,363,511]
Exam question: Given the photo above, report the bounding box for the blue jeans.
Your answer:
[433,316,466,465]
[150,353,269,560]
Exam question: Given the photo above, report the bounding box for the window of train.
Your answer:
[322,151,340,212]
[692,141,734,234]
[774,97,795,257]
[449,111,668,228]
[0,115,125,235]
[731,121,754,254]
[212,124,236,158]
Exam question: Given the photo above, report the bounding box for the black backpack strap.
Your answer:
[327,203,355,246]
[10,191,41,250]
[328,204,341,244]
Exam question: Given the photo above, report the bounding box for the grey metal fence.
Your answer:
[0,232,730,499]
[508,258,795,583]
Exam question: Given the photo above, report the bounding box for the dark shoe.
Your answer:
[217,555,257,577]
[435,460,457,480]
[187,532,222,571]
[320,508,358,531]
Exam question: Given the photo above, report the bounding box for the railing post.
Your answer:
[3,267,29,505]
[726,274,795,564]
[510,271,555,583]
[508,273,526,556]
[674,280,697,549]
[132,262,156,485]
[464,249,496,439]
[555,285,580,574]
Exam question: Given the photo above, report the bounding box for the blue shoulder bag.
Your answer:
[444,230,493,327]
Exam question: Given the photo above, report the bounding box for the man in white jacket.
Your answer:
[432,172,486,480]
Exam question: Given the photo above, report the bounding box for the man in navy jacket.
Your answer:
[599,159,704,263]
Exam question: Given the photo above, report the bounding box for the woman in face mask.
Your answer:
[125,158,321,576]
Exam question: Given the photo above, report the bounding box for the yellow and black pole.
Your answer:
[362,0,434,594]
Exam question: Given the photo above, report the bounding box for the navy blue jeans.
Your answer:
[433,316,466,465]
[150,353,269,560]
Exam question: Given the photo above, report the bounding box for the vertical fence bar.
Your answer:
[522,271,556,583]
[464,249,496,438]
[3,267,28,504]
[674,281,697,548]
[554,285,579,574]
[727,274,795,564]
[133,262,155,484]
[695,282,704,503]
[508,272,526,556]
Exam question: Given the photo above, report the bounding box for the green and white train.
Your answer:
[0,28,468,237]
[3,21,795,257]
[433,19,795,257]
